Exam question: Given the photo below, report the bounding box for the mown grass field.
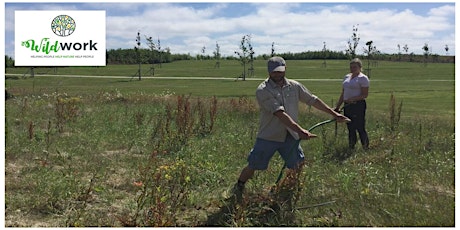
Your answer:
[4,59,455,226]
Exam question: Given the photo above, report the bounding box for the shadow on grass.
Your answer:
[322,146,355,163]
[203,192,297,227]
[203,162,343,226]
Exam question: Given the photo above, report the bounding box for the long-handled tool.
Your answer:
[296,200,337,210]
[274,118,337,184]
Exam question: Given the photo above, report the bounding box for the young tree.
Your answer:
[248,37,255,77]
[401,44,412,61]
[135,31,141,80]
[403,44,409,54]
[422,43,430,66]
[213,41,221,68]
[234,34,254,80]
[145,36,156,76]
[345,24,360,59]
[364,40,377,77]
[200,46,206,61]
[322,41,327,68]
[157,37,162,68]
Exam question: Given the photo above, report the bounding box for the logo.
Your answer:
[15,10,106,66]
[51,15,76,37]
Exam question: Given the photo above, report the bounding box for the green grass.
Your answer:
[4,60,455,226]
[6,60,454,118]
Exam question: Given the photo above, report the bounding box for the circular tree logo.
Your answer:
[51,15,76,37]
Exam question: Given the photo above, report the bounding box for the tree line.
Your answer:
[4,49,453,69]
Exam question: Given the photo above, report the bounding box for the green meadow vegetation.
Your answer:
[4,59,454,226]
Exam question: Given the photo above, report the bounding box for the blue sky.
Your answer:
[3,1,456,58]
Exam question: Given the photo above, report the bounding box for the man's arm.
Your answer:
[273,110,317,140]
[312,98,351,123]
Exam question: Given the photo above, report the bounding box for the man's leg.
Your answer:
[231,138,277,201]
[239,138,277,185]
[238,166,255,186]
[229,166,254,203]
[276,136,305,210]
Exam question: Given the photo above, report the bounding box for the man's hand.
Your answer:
[311,99,350,124]
[298,128,317,140]
[335,113,351,123]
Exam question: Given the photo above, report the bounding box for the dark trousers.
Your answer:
[344,100,369,149]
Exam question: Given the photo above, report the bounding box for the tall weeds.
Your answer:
[149,95,218,153]
[117,94,219,226]
[55,96,81,133]
[119,151,191,227]
[389,93,402,132]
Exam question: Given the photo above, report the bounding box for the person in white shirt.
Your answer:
[334,58,370,150]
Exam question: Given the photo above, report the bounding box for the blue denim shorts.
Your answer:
[247,134,305,170]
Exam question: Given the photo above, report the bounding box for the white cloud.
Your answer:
[428,5,455,17]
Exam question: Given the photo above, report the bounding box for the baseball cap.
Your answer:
[268,56,286,73]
